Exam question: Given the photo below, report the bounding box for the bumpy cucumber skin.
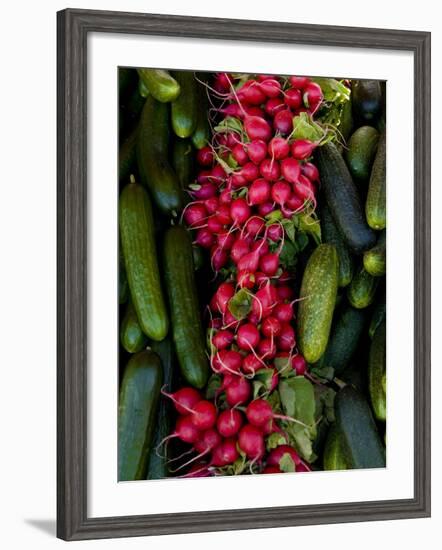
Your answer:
[352,80,382,122]
[366,133,386,230]
[172,138,195,189]
[191,76,210,150]
[119,251,129,305]
[369,301,386,339]
[339,98,354,144]
[120,301,148,354]
[316,304,367,375]
[119,125,138,183]
[119,183,169,341]
[163,225,209,389]
[368,320,386,421]
[297,244,339,364]
[345,126,379,181]
[364,229,386,276]
[347,266,379,309]
[171,71,198,138]
[137,68,180,103]
[147,337,175,479]
[323,425,349,470]
[136,97,184,214]
[320,202,354,288]
[315,142,376,254]
[118,350,162,481]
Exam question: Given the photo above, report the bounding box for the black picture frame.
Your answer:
[57,8,431,541]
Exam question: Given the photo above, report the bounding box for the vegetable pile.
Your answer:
[118,68,386,482]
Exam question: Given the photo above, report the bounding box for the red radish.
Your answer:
[258,338,277,359]
[230,198,251,225]
[248,178,271,205]
[267,444,301,467]
[237,323,261,350]
[220,103,243,118]
[271,180,291,206]
[290,139,316,160]
[183,463,212,478]
[259,252,280,276]
[217,230,235,250]
[197,146,214,166]
[254,367,279,392]
[263,465,282,474]
[214,72,232,93]
[252,284,278,319]
[240,162,260,182]
[265,97,285,116]
[274,302,294,323]
[261,316,282,337]
[251,239,269,257]
[258,202,274,217]
[238,424,265,459]
[211,164,227,183]
[259,158,280,181]
[230,173,246,189]
[212,329,234,350]
[216,409,243,437]
[218,189,232,206]
[244,116,272,142]
[190,401,217,430]
[302,161,320,182]
[279,271,292,284]
[242,353,264,375]
[245,399,274,427]
[303,81,323,113]
[280,157,301,184]
[207,215,224,234]
[194,428,222,454]
[192,182,217,200]
[184,203,207,227]
[254,271,270,287]
[212,349,243,375]
[209,317,222,330]
[286,194,304,212]
[162,386,201,415]
[214,282,235,314]
[273,109,293,135]
[284,88,302,109]
[296,462,311,472]
[293,175,315,202]
[237,80,266,105]
[217,204,232,224]
[226,132,239,148]
[205,197,219,215]
[276,285,294,301]
[257,74,273,82]
[237,250,260,273]
[237,270,255,289]
[292,354,307,375]
[246,139,268,165]
[259,78,282,98]
[211,246,228,271]
[195,228,214,249]
[231,237,250,263]
[268,137,290,160]
[197,170,211,185]
[211,438,239,466]
[277,324,296,351]
[289,76,310,89]
[267,223,284,242]
[225,376,251,406]
[223,309,241,331]
[243,217,265,238]
[243,105,265,118]
[167,415,200,445]
[232,143,248,165]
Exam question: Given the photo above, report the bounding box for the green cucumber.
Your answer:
[163,225,209,388]
[137,68,180,103]
[366,133,386,230]
[369,301,386,339]
[364,229,386,276]
[119,181,169,341]
[320,202,354,287]
[368,320,386,421]
[323,425,349,470]
[315,304,367,375]
[192,245,205,271]
[347,265,379,309]
[118,350,162,481]
[345,126,379,182]
[315,142,376,254]
[120,301,148,354]
[297,244,339,363]
[172,138,195,190]
[339,97,354,144]
[138,78,150,98]
[119,249,129,305]
[119,125,138,183]
[335,385,385,469]
[147,337,175,479]
[136,96,184,214]
[171,71,198,138]
[191,75,210,149]
[352,80,382,123]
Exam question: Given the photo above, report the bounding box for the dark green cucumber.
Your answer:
[191,76,210,149]
[137,68,180,103]
[320,202,354,287]
[171,71,198,138]
[315,304,367,375]
[345,126,379,182]
[315,142,376,254]
[347,265,379,309]
[368,320,386,421]
[163,225,209,388]
[364,229,386,276]
[366,133,386,230]
[352,80,382,122]
[335,385,386,469]
[120,301,148,354]
[369,301,386,339]
[323,425,349,470]
[118,350,162,481]
[119,249,129,305]
[138,77,150,98]
[136,96,184,214]
[297,244,339,363]
[119,125,138,183]
[192,245,205,271]
[147,337,175,480]
[119,182,169,341]
[339,97,354,144]
[172,138,195,189]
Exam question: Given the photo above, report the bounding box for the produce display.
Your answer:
[118,68,386,481]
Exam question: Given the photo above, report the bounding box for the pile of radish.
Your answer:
[168,73,326,476]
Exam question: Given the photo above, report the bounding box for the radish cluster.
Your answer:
[171,73,324,476]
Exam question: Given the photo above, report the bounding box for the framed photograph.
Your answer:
[57,8,431,541]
